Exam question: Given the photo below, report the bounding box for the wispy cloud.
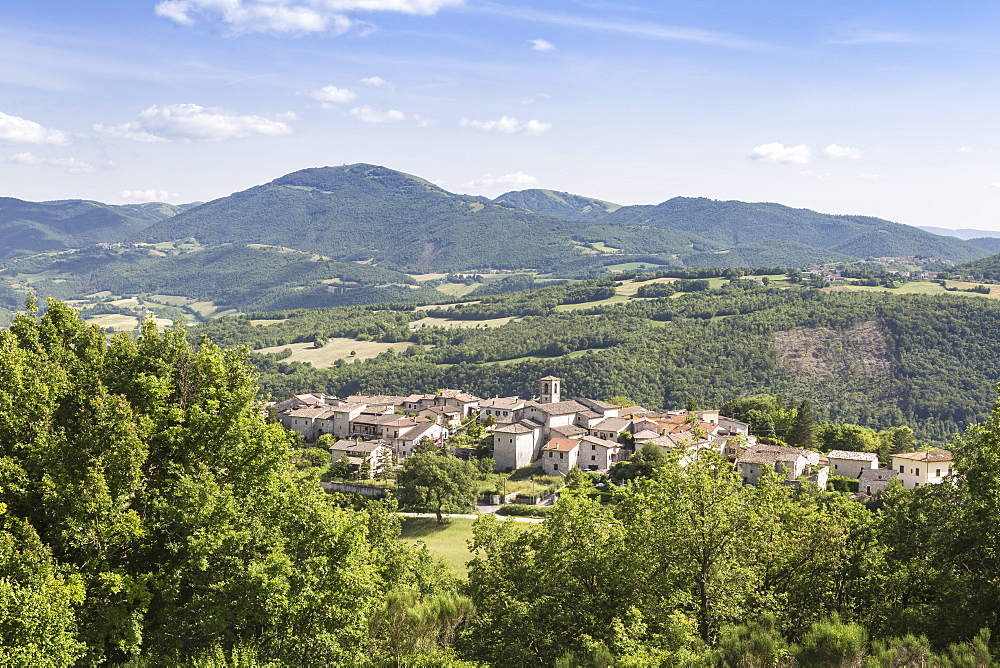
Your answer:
[7,151,96,173]
[349,105,406,123]
[748,142,811,164]
[154,0,464,35]
[95,104,295,142]
[460,115,551,136]
[463,171,538,189]
[473,3,766,49]
[530,38,555,51]
[823,144,862,159]
[829,28,920,45]
[0,111,69,145]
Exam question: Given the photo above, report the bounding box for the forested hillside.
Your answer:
[0,244,443,312]
[952,251,1000,281]
[492,188,621,222]
[192,278,1000,445]
[0,197,185,260]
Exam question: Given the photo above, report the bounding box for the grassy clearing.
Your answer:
[554,294,630,311]
[605,262,668,272]
[398,517,532,577]
[84,314,174,331]
[398,518,477,576]
[435,282,483,297]
[255,338,411,367]
[407,273,449,282]
[613,276,677,296]
[409,316,515,330]
[249,318,286,326]
[845,280,1000,300]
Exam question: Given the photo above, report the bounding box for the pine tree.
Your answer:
[789,400,818,450]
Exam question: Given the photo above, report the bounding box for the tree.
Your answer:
[376,447,396,480]
[396,453,478,523]
[611,443,669,482]
[789,400,818,450]
[331,453,352,479]
[413,435,440,456]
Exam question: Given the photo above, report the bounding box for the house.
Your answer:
[492,422,542,471]
[419,405,463,428]
[891,449,955,489]
[540,437,580,475]
[577,435,622,471]
[736,444,822,486]
[393,420,448,461]
[329,439,393,477]
[827,450,879,478]
[520,400,591,440]
[859,468,899,495]
[479,397,527,423]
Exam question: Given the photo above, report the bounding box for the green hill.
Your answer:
[493,188,621,222]
[952,252,1000,281]
[137,164,588,272]
[0,243,441,313]
[0,197,186,260]
[601,197,986,264]
[965,237,1000,254]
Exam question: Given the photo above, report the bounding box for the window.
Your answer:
[898,465,904,473]
[948,468,953,475]
[554,464,559,471]
[936,469,941,477]
[915,468,920,476]
[559,453,564,459]
[591,455,596,461]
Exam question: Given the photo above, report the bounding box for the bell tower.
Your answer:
[539,376,561,404]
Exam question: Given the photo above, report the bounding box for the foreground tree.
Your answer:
[396,453,478,523]
[0,299,456,664]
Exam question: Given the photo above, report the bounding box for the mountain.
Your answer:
[0,197,187,260]
[493,188,621,222]
[598,197,987,264]
[918,225,1000,240]
[138,164,589,272]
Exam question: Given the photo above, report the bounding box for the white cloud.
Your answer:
[959,145,973,153]
[823,144,862,159]
[120,189,177,202]
[830,30,919,45]
[307,85,358,107]
[349,105,406,123]
[747,142,811,164]
[460,115,551,136]
[798,170,830,180]
[7,151,96,173]
[95,104,295,142]
[530,38,555,51]
[520,93,551,105]
[859,174,882,182]
[991,182,1000,189]
[0,111,69,145]
[463,172,539,189]
[154,0,463,34]
[360,76,392,88]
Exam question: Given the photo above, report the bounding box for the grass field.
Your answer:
[255,338,412,367]
[434,282,483,297]
[398,517,532,577]
[845,280,1000,300]
[84,314,174,331]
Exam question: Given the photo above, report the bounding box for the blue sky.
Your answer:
[2,0,1000,229]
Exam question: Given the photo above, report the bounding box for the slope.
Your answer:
[0,197,186,260]
[952,252,1000,281]
[493,188,621,222]
[137,164,592,272]
[603,197,987,264]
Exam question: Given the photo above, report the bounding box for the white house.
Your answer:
[891,449,955,489]
[736,444,821,485]
[827,450,879,478]
[329,439,393,477]
[577,435,621,471]
[493,422,541,471]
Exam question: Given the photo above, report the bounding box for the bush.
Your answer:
[495,504,554,518]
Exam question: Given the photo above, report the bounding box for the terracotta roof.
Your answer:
[330,439,388,453]
[632,429,661,440]
[893,449,953,463]
[539,375,562,381]
[541,437,580,453]
[827,450,879,461]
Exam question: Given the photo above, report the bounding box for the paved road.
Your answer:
[396,512,546,524]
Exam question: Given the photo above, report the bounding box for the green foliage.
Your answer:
[396,453,478,522]
[611,443,670,481]
[793,616,868,667]
[0,298,456,664]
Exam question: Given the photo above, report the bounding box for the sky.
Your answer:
[3,0,1000,230]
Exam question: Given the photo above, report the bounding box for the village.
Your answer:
[273,375,954,500]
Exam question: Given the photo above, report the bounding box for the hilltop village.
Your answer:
[273,375,954,495]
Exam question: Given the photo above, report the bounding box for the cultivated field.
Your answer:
[255,338,412,367]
